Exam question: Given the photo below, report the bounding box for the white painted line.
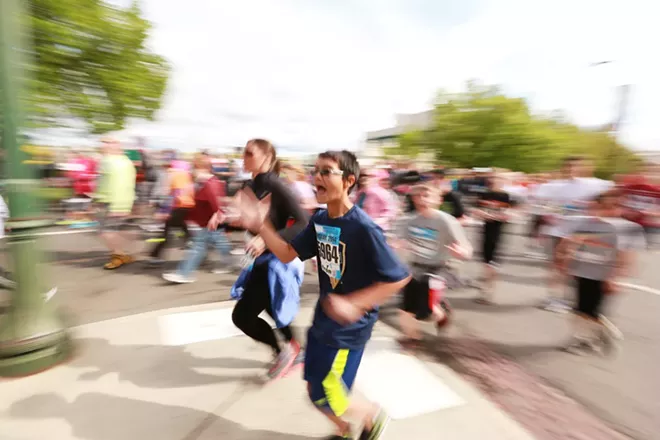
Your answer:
[616,282,660,296]
[39,229,95,237]
[356,337,464,420]
[158,307,275,346]
[0,229,94,240]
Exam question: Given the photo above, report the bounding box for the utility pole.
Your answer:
[589,61,631,176]
[0,0,71,377]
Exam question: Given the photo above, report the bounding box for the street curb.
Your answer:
[442,321,632,440]
[68,300,236,331]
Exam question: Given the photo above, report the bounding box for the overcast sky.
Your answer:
[64,0,660,151]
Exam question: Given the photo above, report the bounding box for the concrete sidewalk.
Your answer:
[0,300,535,440]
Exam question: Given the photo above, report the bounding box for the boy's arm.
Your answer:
[323,276,411,325]
[347,277,412,311]
[325,223,411,323]
[232,187,316,262]
[445,215,473,259]
[258,220,300,264]
[270,178,309,241]
[352,224,411,307]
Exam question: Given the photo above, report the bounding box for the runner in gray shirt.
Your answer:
[395,184,472,348]
[556,191,645,355]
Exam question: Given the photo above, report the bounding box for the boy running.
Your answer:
[555,191,645,355]
[233,150,411,440]
[396,184,472,348]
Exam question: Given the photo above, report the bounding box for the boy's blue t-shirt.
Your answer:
[291,206,409,350]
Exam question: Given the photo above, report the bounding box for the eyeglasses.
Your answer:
[310,168,343,177]
[243,149,254,158]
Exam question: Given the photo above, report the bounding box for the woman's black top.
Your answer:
[244,172,309,242]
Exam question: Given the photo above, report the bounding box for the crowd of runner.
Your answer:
[6,137,660,439]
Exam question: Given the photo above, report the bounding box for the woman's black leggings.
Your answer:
[232,262,296,354]
[150,207,191,258]
[482,221,504,264]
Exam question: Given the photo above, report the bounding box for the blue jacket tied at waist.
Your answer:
[230,253,305,328]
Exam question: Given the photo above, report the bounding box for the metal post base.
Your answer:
[0,289,73,378]
[0,333,72,378]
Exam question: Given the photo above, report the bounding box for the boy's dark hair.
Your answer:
[318,150,360,193]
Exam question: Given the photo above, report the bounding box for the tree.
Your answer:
[24,0,170,133]
[390,130,426,158]
[400,81,640,178]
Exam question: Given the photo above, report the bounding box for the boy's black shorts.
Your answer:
[575,276,606,319]
[402,274,434,321]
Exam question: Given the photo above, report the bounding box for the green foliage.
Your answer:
[24,0,170,133]
[391,130,425,158]
[399,81,640,178]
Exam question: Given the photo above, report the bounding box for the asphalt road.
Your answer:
[1,225,659,439]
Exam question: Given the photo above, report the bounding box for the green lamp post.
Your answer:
[0,0,71,377]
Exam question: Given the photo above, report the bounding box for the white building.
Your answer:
[361,110,435,164]
[637,151,660,165]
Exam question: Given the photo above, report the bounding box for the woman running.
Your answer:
[229,139,309,380]
[474,173,512,304]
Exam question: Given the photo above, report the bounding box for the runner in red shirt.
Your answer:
[620,171,660,248]
[162,153,232,283]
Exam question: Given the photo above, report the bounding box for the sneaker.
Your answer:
[104,254,134,270]
[162,272,195,284]
[325,434,353,440]
[563,339,591,355]
[598,317,623,357]
[211,267,231,275]
[436,299,452,332]
[599,315,624,340]
[563,338,601,355]
[474,296,494,306]
[359,409,391,440]
[540,298,571,314]
[290,343,305,370]
[267,343,297,380]
[598,329,620,357]
[284,343,305,378]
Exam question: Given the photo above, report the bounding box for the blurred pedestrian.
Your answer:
[352,168,397,233]
[228,139,308,381]
[146,154,195,264]
[473,173,512,304]
[555,191,645,356]
[94,137,137,270]
[162,153,231,283]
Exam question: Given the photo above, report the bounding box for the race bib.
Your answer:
[315,224,345,289]
[574,247,613,265]
[409,226,438,259]
[573,232,616,265]
[562,204,584,216]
